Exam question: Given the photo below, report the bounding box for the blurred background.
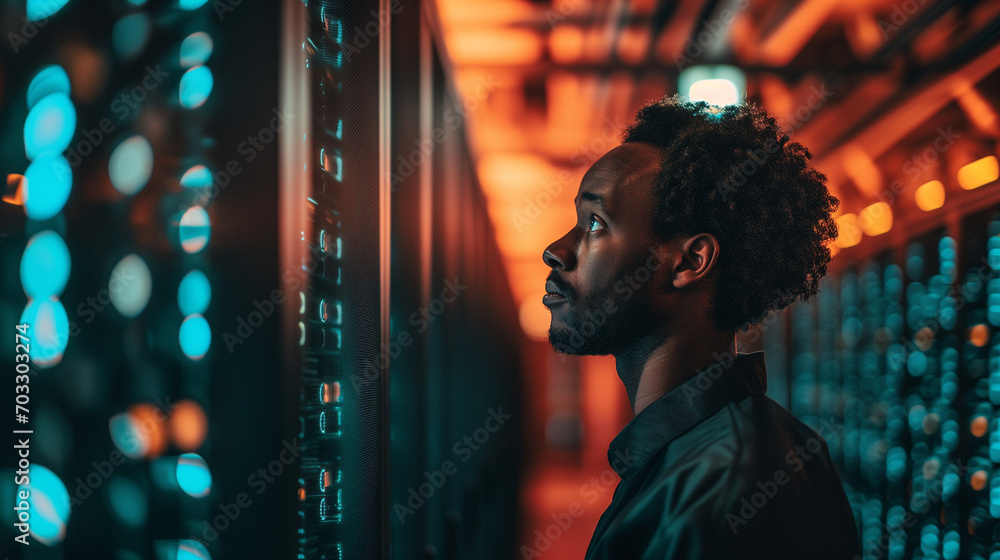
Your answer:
[1,0,999,559]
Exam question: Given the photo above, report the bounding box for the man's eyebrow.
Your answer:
[575,191,610,212]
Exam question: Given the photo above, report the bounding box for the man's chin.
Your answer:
[547,325,613,357]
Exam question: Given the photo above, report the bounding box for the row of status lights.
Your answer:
[10,0,217,555]
[834,155,999,250]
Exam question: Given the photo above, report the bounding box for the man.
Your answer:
[541,96,860,559]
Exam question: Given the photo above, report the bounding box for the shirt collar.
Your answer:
[607,351,768,480]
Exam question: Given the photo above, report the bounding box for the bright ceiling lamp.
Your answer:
[834,213,862,248]
[915,180,945,211]
[958,156,999,190]
[678,65,746,107]
[859,201,892,236]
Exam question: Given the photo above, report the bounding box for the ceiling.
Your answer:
[430,0,1000,338]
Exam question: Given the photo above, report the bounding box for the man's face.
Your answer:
[542,142,668,356]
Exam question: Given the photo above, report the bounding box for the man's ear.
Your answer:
[671,233,720,289]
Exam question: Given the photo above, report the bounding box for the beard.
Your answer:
[548,279,653,356]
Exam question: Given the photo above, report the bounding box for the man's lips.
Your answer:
[543,280,569,307]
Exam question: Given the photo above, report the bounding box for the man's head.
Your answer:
[542,96,839,356]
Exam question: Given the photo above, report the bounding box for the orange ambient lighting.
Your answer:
[971,470,987,491]
[549,25,585,64]
[834,213,862,248]
[958,156,999,190]
[957,88,1000,136]
[447,29,543,66]
[477,153,554,203]
[915,180,945,211]
[617,26,650,64]
[858,202,892,236]
[519,295,551,341]
[842,144,883,197]
[437,0,535,26]
[129,403,168,458]
[758,0,839,66]
[971,415,988,438]
[915,327,935,352]
[969,323,990,347]
[169,400,208,451]
[4,174,24,205]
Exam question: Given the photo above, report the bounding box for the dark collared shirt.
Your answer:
[585,351,860,560]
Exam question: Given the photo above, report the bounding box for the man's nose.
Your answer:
[542,232,575,270]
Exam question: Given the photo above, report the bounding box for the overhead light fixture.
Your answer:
[678,65,745,107]
[958,156,999,190]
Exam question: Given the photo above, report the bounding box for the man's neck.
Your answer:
[614,326,737,416]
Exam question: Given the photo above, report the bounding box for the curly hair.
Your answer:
[622,95,839,333]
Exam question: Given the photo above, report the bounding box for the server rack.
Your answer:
[2,1,521,558]
[281,0,388,557]
[762,190,1000,560]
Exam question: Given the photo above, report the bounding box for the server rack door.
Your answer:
[281,0,391,558]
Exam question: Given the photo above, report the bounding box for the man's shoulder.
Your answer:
[597,396,860,559]
[722,394,842,467]
[647,395,846,508]
[666,393,832,462]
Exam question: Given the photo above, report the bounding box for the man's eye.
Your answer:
[588,215,605,232]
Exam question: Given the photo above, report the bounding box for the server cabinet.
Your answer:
[769,200,1000,560]
[2,1,521,558]
[281,0,389,557]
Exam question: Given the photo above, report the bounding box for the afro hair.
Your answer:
[622,95,839,333]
